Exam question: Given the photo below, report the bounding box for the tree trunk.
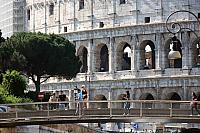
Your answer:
[35,76,41,94]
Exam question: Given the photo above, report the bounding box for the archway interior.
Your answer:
[77,46,88,73]
[93,94,107,108]
[191,38,200,67]
[169,38,182,68]
[139,93,154,108]
[139,93,154,100]
[122,44,131,70]
[167,92,181,109]
[196,92,200,101]
[116,42,131,71]
[140,41,155,70]
[169,92,181,100]
[100,44,109,72]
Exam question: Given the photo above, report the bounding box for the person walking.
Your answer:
[81,85,88,109]
[123,90,130,115]
[75,87,84,116]
[190,92,200,115]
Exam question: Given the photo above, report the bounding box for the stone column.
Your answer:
[32,0,36,32]
[44,0,47,33]
[183,79,188,100]
[130,35,136,71]
[88,39,94,74]
[135,36,140,71]
[182,31,191,69]
[155,33,162,70]
[109,37,115,74]
[90,0,94,29]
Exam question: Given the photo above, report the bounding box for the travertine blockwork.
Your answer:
[26,0,200,102]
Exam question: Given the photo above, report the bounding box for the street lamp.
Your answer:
[165,10,200,60]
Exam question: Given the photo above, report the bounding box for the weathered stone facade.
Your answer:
[26,0,200,103]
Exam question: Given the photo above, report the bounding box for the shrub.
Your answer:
[0,86,32,104]
[2,70,27,97]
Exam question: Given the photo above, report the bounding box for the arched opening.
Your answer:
[116,42,131,71]
[196,92,200,101]
[139,93,154,108]
[166,92,181,109]
[122,45,131,70]
[77,46,88,73]
[117,94,127,109]
[191,38,200,67]
[95,44,109,72]
[139,41,155,70]
[93,94,107,108]
[100,45,109,72]
[165,38,182,68]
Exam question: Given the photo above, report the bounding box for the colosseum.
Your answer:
[26,0,200,104]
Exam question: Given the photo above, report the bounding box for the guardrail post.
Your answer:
[47,103,50,117]
[140,102,143,117]
[15,105,18,118]
[109,100,112,118]
[170,102,173,117]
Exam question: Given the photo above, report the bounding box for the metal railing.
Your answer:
[0,100,199,127]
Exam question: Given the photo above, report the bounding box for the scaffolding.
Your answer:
[0,0,26,38]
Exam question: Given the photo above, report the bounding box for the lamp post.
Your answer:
[165,10,200,60]
[165,10,200,100]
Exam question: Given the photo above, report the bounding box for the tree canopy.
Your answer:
[0,32,81,93]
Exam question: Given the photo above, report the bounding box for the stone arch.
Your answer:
[139,93,154,108]
[117,94,127,109]
[94,44,109,72]
[139,93,154,100]
[77,46,88,73]
[166,92,181,100]
[93,94,107,108]
[165,92,181,109]
[164,37,182,68]
[196,92,200,101]
[139,40,155,70]
[191,37,200,67]
[116,42,131,71]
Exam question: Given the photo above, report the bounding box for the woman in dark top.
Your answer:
[81,85,88,109]
[190,92,200,115]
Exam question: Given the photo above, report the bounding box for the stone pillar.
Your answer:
[109,37,115,73]
[183,79,189,100]
[44,0,47,33]
[136,47,140,71]
[182,31,191,69]
[108,88,112,108]
[73,0,76,31]
[88,39,94,74]
[32,0,35,32]
[155,33,162,70]
[130,35,137,71]
[133,35,140,71]
[90,0,94,29]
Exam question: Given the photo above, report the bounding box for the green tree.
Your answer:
[2,70,27,97]
[0,32,81,93]
[0,87,32,104]
[0,30,6,84]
